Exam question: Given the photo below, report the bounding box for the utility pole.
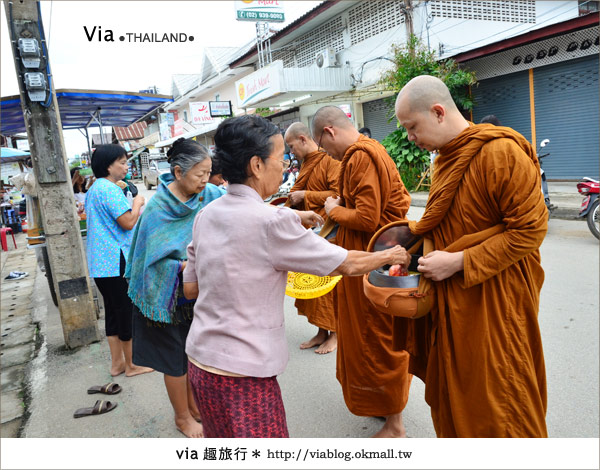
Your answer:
[4,0,99,347]
[404,0,415,40]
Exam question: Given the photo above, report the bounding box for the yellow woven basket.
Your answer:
[285,272,342,299]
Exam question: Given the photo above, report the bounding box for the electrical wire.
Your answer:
[48,0,53,50]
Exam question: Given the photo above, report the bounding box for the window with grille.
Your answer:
[272,49,296,68]
[290,15,345,68]
[348,0,406,46]
[430,0,536,23]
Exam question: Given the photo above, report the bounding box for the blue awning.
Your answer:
[0,147,30,163]
[0,89,172,136]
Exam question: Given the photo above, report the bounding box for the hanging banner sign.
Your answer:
[189,102,215,125]
[235,0,285,22]
[235,60,284,108]
[159,121,171,141]
[173,119,185,136]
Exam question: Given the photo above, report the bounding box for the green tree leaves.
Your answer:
[378,36,477,191]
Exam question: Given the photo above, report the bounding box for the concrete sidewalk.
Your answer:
[409,182,583,219]
[0,232,39,438]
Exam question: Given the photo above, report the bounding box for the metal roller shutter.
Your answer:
[362,98,399,142]
[472,70,532,141]
[534,55,599,180]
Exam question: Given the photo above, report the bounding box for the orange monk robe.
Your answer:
[396,125,548,437]
[328,134,412,416]
[290,150,341,331]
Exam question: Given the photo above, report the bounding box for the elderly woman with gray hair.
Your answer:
[125,138,225,438]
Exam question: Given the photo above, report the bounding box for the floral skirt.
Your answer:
[187,361,289,438]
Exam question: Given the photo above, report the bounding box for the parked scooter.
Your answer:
[577,177,600,239]
[537,139,555,214]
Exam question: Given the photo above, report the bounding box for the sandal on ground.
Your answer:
[87,382,122,395]
[73,400,117,418]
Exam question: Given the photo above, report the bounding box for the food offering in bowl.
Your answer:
[368,264,421,289]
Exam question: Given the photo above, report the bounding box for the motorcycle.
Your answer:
[537,139,555,214]
[577,177,599,239]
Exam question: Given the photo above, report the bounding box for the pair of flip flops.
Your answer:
[73,382,121,418]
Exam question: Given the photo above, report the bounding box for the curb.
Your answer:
[408,193,582,221]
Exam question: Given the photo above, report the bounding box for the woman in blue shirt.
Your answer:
[86,144,153,378]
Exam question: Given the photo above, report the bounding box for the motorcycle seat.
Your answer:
[583,177,599,183]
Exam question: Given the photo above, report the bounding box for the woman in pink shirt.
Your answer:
[183,115,410,438]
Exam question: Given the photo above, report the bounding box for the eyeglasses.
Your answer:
[269,157,291,170]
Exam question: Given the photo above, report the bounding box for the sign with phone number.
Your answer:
[237,11,284,22]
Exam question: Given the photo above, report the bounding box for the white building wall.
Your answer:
[291,0,580,131]
[415,1,579,60]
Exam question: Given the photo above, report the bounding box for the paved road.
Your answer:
[21,192,599,439]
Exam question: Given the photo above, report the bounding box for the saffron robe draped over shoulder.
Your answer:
[397,124,548,437]
[290,150,341,331]
[328,134,412,416]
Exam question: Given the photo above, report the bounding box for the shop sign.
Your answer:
[209,101,233,117]
[339,104,352,119]
[189,102,215,125]
[173,119,184,136]
[16,139,29,151]
[235,60,283,108]
[159,121,171,141]
[235,0,285,22]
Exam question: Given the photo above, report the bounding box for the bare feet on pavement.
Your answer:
[125,365,154,377]
[110,361,126,377]
[372,413,407,438]
[315,332,337,354]
[300,329,328,350]
[176,416,204,438]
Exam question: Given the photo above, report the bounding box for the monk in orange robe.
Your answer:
[312,106,412,438]
[284,122,341,354]
[394,75,548,437]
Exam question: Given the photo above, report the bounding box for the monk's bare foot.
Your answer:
[371,413,406,438]
[315,332,337,354]
[300,329,328,350]
[176,416,204,438]
[372,426,407,438]
[125,365,154,377]
[190,410,203,423]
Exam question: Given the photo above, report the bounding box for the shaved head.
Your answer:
[311,106,354,139]
[394,75,469,151]
[284,122,311,141]
[284,121,318,160]
[395,75,458,115]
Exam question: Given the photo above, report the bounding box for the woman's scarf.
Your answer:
[125,174,225,323]
[409,123,539,236]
